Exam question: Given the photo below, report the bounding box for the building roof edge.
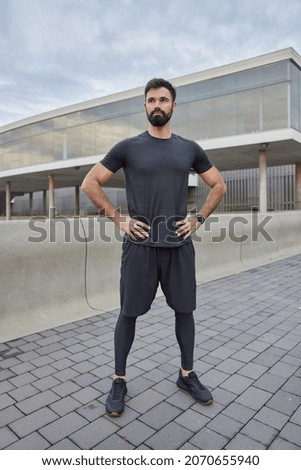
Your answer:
[1,47,300,134]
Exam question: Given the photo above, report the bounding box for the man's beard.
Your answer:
[147,109,173,127]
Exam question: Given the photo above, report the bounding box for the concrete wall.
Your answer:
[1,211,301,342]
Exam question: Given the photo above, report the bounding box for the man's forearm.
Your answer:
[198,182,226,218]
[82,181,125,227]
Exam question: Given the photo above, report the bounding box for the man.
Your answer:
[81,78,226,417]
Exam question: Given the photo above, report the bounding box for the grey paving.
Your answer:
[0,254,301,450]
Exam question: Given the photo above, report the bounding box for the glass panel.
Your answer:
[290,62,301,131]
[262,83,288,130]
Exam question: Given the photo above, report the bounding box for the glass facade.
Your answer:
[1,59,300,172]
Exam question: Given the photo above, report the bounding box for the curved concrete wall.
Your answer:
[1,211,301,342]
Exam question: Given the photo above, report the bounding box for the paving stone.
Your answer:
[254,406,289,430]
[279,422,301,447]
[269,362,299,378]
[8,383,38,402]
[266,390,301,415]
[145,421,193,450]
[32,376,61,391]
[9,407,59,438]
[235,386,272,410]
[238,362,268,380]
[52,380,81,398]
[215,358,244,374]
[139,402,182,431]
[281,376,301,397]
[126,376,155,399]
[94,433,135,450]
[174,409,210,432]
[225,433,266,450]
[252,372,287,393]
[9,372,36,387]
[198,369,229,388]
[1,254,301,451]
[5,431,50,450]
[118,420,156,447]
[240,419,278,446]
[50,438,81,449]
[220,374,253,395]
[222,402,256,424]
[71,386,100,405]
[166,390,195,410]
[30,356,54,367]
[127,389,165,414]
[268,437,301,450]
[53,368,79,382]
[39,412,89,444]
[70,417,119,449]
[0,381,15,396]
[76,400,105,422]
[290,405,301,426]
[189,427,228,450]
[231,349,259,362]
[0,393,15,410]
[212,387,237,406]
[151,378,177,397]
[0,426,19,449]
[0,370,16,382]
[15,390,60,414]
[50,396,82,416]
[0,405,24,428]
[31,365,58,379]
[209,346,235,360]
[207,413,244,439]
[73,372,99,387]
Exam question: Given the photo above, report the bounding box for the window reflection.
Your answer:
[0,60,299,172]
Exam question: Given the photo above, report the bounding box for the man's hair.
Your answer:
[144,78,176,102]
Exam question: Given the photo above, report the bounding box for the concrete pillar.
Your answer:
[75,186,80,216]
[43,190,47,216]
[5,182,11,221]
[48,175,55,219]
[295,162,301,210]
[259,148,268,213]
[29,192,33,216]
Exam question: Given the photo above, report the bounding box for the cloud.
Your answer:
[0,0,301,127]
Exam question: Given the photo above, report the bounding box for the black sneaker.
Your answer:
[105,378,127,416]
[177,370,213,405]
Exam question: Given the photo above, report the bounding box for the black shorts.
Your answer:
[120,241,196,317]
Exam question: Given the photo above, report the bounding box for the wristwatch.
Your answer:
[196,214,206,224]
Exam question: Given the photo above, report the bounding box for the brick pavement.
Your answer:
[0,254,301,450]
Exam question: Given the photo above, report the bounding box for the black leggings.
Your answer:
[114,311,195,376]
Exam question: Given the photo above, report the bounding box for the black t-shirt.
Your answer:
[101,131,213,247]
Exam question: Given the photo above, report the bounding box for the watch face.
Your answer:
[197,215,206,224]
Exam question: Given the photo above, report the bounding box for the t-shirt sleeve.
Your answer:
[191,142,213,174]
[100,139,128,173]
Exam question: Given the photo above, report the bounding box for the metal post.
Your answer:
[259,147,268,213]
[75,186,80,216]
[5,181,11,221]
[29,192,33,216]
[295,162,301,210]
[43,190,47,216]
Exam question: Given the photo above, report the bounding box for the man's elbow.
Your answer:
[81,178,89,195]
[221,181,227,196]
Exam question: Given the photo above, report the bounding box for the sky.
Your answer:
[1,0,301,127]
